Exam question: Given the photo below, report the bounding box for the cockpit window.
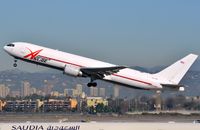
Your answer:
[7,44,15,47]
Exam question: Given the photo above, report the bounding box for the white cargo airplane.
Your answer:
[3,42,198,91]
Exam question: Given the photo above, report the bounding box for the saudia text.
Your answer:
[11,125,80,130]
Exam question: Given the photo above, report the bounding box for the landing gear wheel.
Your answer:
[87,82,97,87]
[93,82,97,87]
[13,63,17,67]
[87,83,92,87]
[13,59,17,67]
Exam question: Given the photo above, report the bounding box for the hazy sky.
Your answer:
[0,1,200,72]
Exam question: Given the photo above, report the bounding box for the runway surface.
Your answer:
[0,113,200,130]
[0,113,200,123]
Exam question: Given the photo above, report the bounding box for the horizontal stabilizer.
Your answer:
[161,84,185,91]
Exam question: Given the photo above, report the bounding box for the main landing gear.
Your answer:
[87,82,97,87]
[13,59,17,67]
[87,77,97,87]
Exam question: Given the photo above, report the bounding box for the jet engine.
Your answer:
[64,64,82,77]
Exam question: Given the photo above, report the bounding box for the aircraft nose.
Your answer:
[3,45,8,52]
[3,45,11,53]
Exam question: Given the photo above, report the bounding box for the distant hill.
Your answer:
[190,59,200,71]
[131,66,164,73]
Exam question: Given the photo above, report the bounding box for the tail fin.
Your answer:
[154,54,198,84]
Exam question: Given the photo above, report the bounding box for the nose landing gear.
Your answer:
[13,59,17,67]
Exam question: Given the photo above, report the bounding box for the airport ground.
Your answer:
[0,112,200,123]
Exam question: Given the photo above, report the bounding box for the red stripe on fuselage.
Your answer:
[113,74,152,85]
[40,55,83,67]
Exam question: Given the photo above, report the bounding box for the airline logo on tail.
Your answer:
[180,61,185,64]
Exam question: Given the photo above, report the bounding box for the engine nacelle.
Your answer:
[64,64,82,77]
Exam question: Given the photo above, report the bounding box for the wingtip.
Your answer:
[189,53,198,59]
[190,53,198,56]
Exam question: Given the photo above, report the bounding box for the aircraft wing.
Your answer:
[80,66,126,79]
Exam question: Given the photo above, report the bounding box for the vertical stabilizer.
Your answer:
[154,54,198,84]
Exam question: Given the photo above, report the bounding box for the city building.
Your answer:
[113,85,120,98]
[43,99,70,112]
[64,89,69,97]
[36,99,43,111]
[51,91,61,97]
[72,89,79,97]
[0,100,6,111]
[30,87,37,95]
[21,81,31,97]
[0,84,10,98]
[86,97,108,107]
[64,89,74,97]
[10,90,20,97]
[43,80,53,96]
[70,98,78,109]
[76,84,83,96]
[99,87,106,97]
[3,98,77,112]
[5,100,37,112]
[90,87,98,97]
